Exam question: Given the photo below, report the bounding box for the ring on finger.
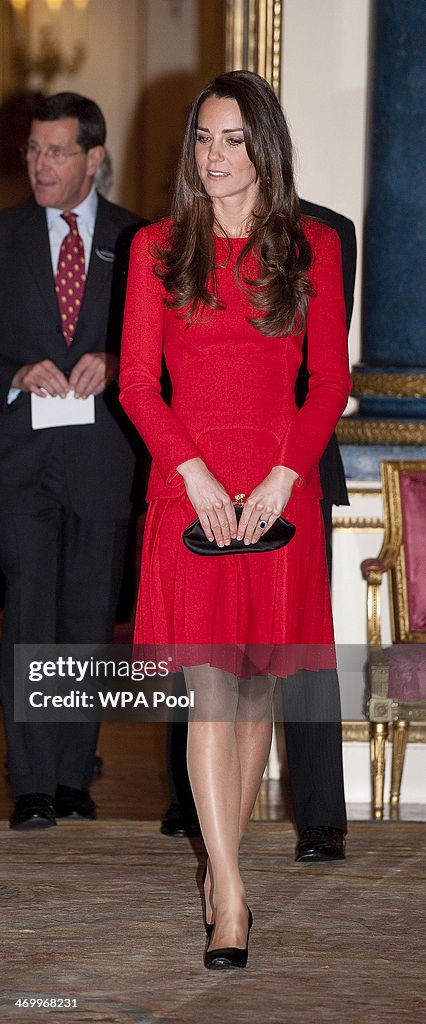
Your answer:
[258,519,268,530]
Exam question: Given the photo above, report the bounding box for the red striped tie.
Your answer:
[55,211,86,346]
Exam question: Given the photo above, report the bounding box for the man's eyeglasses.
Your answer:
[20,143,84,166]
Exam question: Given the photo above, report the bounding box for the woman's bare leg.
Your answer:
[202,676,275,926]
[184,667,275,949]
[184,665,249,950]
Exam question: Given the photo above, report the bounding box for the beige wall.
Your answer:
[281,0,371,366]
[127,0,225,219]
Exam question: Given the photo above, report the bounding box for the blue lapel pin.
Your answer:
[96,246,116,262]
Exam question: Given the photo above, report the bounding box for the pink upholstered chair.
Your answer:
[361,460,426,819]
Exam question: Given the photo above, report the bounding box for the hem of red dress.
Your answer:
[131,642,336,680]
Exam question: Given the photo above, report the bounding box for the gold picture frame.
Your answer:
[225,0,282,95]
[377,460,426,644]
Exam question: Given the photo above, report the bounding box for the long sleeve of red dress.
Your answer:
[270,222,350,484]
[119,223,204,488]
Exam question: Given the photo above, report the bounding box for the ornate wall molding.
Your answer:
[336,419,426,445]
[225,0,282,95]
[351,371,426,398]
[346,487,382,498]
[333,516,384,531]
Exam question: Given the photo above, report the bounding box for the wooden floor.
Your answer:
[1,820,426,1024]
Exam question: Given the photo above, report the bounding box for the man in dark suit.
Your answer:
[0,92,144,829]
[161,200,356,864]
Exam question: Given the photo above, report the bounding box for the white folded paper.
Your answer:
[31,390,95,430]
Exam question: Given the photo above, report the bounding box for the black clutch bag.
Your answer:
[182,498,295,556]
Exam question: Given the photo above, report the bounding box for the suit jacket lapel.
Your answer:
[71,196,114,352]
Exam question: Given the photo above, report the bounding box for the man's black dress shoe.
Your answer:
[160,802,201,838]
[295,826,346,863]
[10,793,56,831]
[204,907,253,970]
[54,785,96,820]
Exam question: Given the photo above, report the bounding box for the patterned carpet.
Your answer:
[1,821,425,1024]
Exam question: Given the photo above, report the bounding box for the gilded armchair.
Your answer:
[361,460,426,819]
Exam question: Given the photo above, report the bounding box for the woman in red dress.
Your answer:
[120,71,351,969]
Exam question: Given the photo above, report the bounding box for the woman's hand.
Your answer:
[177,458,237,547]
[237,466,299,544]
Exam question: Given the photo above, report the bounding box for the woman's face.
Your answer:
[195,96,259,209]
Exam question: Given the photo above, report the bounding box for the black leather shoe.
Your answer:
[10,793,56,831]
[295,826,346,863]
[204,907,253,970]
[54,785,96,820]
[160,802,201,838]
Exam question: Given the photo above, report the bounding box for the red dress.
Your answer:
[119,218,351,676]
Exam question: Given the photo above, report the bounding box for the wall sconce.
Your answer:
[9,0,89,91]
[8,0,30,10]
[44,0,66,11]
[8,0,90,11]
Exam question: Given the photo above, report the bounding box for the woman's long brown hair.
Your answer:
[155,70,313,337]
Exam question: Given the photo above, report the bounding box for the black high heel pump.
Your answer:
[204,907,253,970]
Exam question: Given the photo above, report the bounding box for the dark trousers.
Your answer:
[280,670,347,833]
[0,440,128,798]
[164,495,347,835]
